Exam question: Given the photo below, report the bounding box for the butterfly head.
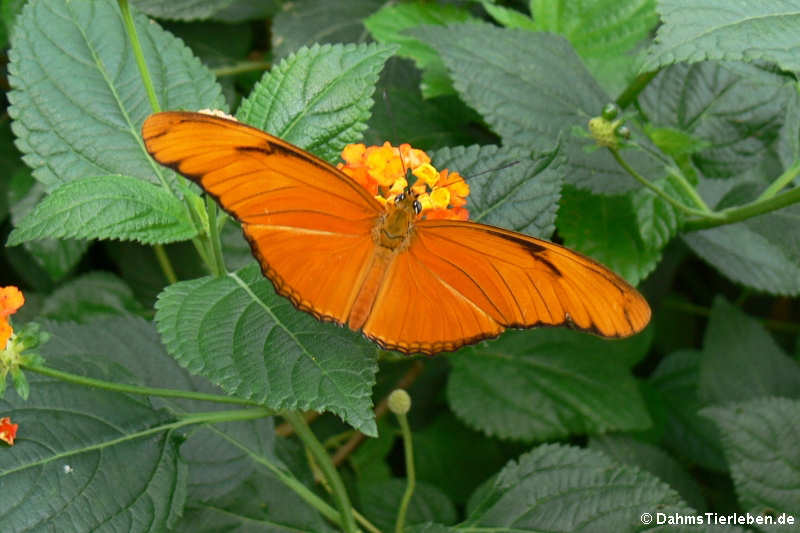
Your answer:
[394,188,422,216]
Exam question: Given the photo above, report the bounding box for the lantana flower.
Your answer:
[0,416,17,445]
[0,286,24,349]
[338,142,470,220]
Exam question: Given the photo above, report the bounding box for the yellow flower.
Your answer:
[0,287,24,348]
[338,142,470,220]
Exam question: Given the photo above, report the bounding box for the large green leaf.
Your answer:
[175,472,335,532]
[271,0,383,60]
[7,0,225,191]
[447,329,652,441]
[7,175,196,246]
[703,398,800,532]
[683,220,800,296]
[638,62,790,178]
[589,434,706,511]
[557,185,661,285]
[414,23,664,194]
[131,0,235,21]
[237,42,396,163]
[155,263,379,435]
[492,0,659,96]
[0,324,186,532]
[699,298,800,404]
[462,444,694,532]
[643,0,800,74]
[431,143,563,238]
[365,3,476,98]
[649,349,726,471]
[38,271,145,323]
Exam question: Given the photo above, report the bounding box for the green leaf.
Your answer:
[431,143,563,238]
[211,0,281,23]
[237,42,396,163]
[358,479,458,531]
[557,185,661,285]
[8,0,225,191]
[683,220,800,296]
[414,23,664,194]
[414,412,516,505]
[699,298,800,404]
[7,170,88,282]
[703,398,800,531]
[130,0,235,21]
[271,0,383,59]
[175,472,335,532]
[526,0,659,96]
[155,263,379,435]
[638,62,790,178]
[649,349,727,471]
[0,347,185,531]
[39,271,145,323]
[481,2,537,31]
[365,3,475,98]
[778,83,800,170]
[7,175,197,246]
[462,443,693,531]
[447,329,652,441]
[589,434,706,511]
[630,177,682,251]
[365,58,485,150]
[643,0,800,74]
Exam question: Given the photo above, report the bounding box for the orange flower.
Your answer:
[0,287,24,348]
[338,142,469,220]
[0,416,17,445]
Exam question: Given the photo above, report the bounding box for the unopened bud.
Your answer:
[388,389,411,415]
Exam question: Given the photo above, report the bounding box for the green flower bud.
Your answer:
[388,388,411,415]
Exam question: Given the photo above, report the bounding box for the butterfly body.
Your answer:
[142,111,651,355]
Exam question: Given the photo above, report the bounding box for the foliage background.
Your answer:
[0,0,798,532]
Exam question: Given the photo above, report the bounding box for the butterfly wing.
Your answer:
[142,111,384,323]
[362,220,651,354]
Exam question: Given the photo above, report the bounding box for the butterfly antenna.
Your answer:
[455,160,520,185]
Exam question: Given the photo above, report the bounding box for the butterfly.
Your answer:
[142,111,651,355]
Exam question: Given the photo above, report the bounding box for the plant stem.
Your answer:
[283,411,357,533]
[153,244,178,284]
[23,364,266,407]
[683,183,800,231]
[757,160,800,201]
[395,410,415,533]
[616,70,659,109]
[205,195,227,277]
[119,0,160,113]
[213,60,271,77]
[666,167,712,213]
[610,148,717,218]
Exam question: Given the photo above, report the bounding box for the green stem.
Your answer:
[684,183,800,232]
[23,364,265,408]
[395,412,415,533]
[119,0,160,113]
[283,411,357,533]
[213,60,271,77]
[616,70,659,109]
[757,160,800,201]
[666,166,712,213]
[609,148,717,219]
[153,244,178,284]
[205,195,227,277]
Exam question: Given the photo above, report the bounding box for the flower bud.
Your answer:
[388,388,411,415]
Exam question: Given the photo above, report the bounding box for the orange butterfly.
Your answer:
[142,111,650,355]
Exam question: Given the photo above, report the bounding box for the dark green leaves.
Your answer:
[237,43,396,163]
[643,0,800,73]
[463,444,693,531]
[155,263,379,435]
[8,0,225,191]
[447,329,652,441]
[7,175,197,246]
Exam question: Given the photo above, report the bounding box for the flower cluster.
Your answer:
[337,142,470,220]
[0,286,24,349]
[0,417,17,445]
